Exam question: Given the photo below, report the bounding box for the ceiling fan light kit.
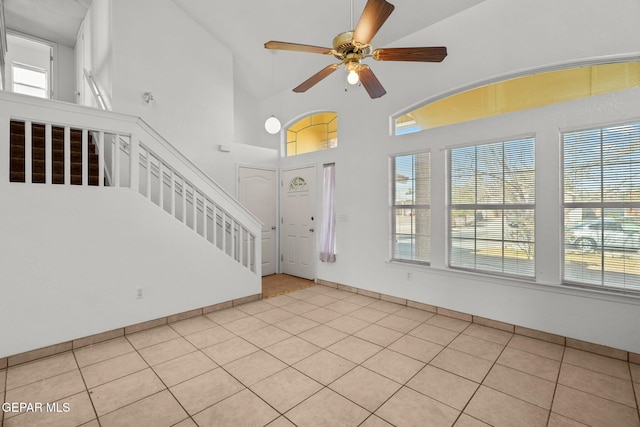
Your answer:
[264,0,447,99]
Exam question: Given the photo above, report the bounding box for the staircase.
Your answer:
[1,91,263,359]
[10,120,101,185]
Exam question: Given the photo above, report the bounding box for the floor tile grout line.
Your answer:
[448,323,513,426]
[122,332,206,426]
[1,364,6,427]
[546,345,568,427]
[71,349,102,427]
[632,362,640,425]
[3,351,79,392]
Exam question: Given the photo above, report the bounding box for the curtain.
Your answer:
[319,163,336,262]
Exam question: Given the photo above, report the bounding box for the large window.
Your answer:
[449,137,535,277]
[563,122,640,292]
[391,152,430,264]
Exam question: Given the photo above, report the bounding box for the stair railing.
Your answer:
[1,90,261,275]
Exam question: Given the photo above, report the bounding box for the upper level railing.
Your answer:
[1,90,261,275]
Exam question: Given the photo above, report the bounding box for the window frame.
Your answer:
[12,61,49,98]
[561,121,640,294]
[285,112,338,157]
[447,136,536,279]
[390,150,431,265]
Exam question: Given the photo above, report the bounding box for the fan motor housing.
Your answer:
[332,31,371,59]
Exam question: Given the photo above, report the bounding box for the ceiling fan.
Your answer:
[264,0,447,99]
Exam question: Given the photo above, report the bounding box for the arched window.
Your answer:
[394,61,640,135]
[286,112,337,157]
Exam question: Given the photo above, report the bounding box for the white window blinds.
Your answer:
[391,152,431,264]
[449,137,535,277]
[563,122,640,292]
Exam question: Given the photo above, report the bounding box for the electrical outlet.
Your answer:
[406,271,412,281]
[136,287,144,299]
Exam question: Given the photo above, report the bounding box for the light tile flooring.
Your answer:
[2,284,640,427]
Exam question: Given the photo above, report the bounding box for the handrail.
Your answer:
[83,68,108,110]
[135,118,262,227]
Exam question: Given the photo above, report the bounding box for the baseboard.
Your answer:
[316,279,640,364]
[1,293,262,368]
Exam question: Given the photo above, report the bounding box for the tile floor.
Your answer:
[1,284,639,427]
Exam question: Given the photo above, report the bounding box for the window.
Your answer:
[563,122,640,292]
[286,112,337,156]
[12,63,48,98]
[394,61,640,135]
[391,152,430,264]
[449,137,535,277]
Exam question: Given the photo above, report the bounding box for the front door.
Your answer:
[238,167,277,276]
[281,166,316,280]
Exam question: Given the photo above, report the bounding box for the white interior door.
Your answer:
[238,167,277,276]
[281,166,317,280]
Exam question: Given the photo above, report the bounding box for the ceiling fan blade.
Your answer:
[372,46,447,62]
[358,66,386,99]
[352,0,395,46]
[293,64,340,93]
[265,41,333,55]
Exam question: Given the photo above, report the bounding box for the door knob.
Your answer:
[309,228,315,232]
[271,226,277,230]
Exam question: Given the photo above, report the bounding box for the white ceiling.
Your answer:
[4,0,91,47]
[2,0,484,100]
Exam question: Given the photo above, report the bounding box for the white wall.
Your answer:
[110,0,235,187]
[0,185,259,358]
[234,72,261,147]
[84,0,112,108]
[79,0,278,195]
[56,43,76,103]
[259,0,640,352]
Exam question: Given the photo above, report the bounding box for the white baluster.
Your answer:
[24,121,32,184]
[170,170,176,217]
[238,224,246,265]
[64,127,70,185]
[98,132,105,187]
[192,190,198,232]
[203,198,208,241]
[231,221,237,260]
[45,123,52,184]
[82,129,88,186]
[182,181,188,225]
[247,232,252,270]
[222,212,227,254]
[212,204,218,248]
[145,150,151,199]
[113,134,121,187]
[158,161,164,210]
[129,135,139,191]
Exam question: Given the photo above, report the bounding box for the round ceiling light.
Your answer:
[264,116,281,134]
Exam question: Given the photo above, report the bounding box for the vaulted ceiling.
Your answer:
[172,0,484,99]
[4,0,91,47]
[3,0,484,100]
